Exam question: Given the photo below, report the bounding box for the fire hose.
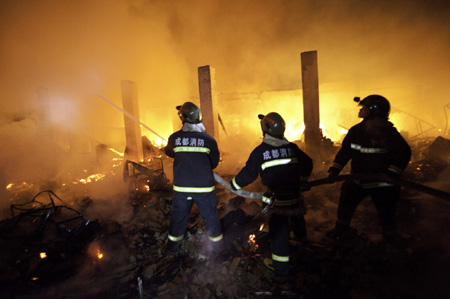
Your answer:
[87,88,166,141]
[213,172,450,201]
[213,172,263,199]
[215,172,450,236]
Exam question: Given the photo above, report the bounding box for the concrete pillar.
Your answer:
[121,80,144,162]
[198,65,219,140]
[301,51,322,156]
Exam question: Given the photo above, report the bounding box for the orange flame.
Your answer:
[153,138,167,148]
[76,173,106,184]
[249,234,256,242]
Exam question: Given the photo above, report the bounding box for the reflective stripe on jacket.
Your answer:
[165,130,219,190]
[332,119,411,180]
[231,141,312,195]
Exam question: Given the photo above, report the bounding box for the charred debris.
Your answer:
[1,136,450,298]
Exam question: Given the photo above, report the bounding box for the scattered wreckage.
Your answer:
[0,136,449,298]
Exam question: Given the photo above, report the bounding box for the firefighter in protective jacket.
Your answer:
[164,102,223,253]
[327,95,411,243]
[230,112,313,277]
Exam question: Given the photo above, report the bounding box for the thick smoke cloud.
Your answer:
[1,0,449,131]
[0,0,449,201]
[1,3,450,294]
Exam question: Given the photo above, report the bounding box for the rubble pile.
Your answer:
[405,136,450,182]
[0,137,449,298]
[0,188,276,298]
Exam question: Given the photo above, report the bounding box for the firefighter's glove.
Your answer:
[299,181,311,192]
[327,167,340,179]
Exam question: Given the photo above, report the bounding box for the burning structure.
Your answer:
[1,55,450,297]
[1,0,450,298]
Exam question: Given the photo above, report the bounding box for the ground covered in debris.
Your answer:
[1,140,450,298]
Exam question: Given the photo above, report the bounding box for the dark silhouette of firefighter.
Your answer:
[327,95,411,244]
[230,112,313,277]
[164,102,222,255]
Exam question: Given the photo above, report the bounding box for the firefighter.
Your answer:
[327,95,411,244]
[164,102,223,255]
[230,112,313,277]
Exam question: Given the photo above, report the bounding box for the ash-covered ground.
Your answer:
[1,140,450,299]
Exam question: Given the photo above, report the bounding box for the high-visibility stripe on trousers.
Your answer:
[173,185,215,193]
[269,213,291,276]
[168,191,222,246]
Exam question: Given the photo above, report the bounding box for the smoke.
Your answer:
[1,0,450,203]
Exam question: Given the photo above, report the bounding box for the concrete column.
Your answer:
[301,51,322,156]
[198,65,219,140]
[121,80,144,162]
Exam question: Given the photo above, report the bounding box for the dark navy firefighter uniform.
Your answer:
[165,130,223,248]
[231,140,313,276]
[329,118,411,242]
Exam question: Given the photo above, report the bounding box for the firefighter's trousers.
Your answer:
[336,180,400,242]
[269,206,306,276]
[168,191,222,246]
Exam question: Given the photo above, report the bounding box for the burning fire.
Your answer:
[5,181,32,191]
[283,121,347,143]
[142,135,168,149]
[153,138,167,148]
[87,241,104,263]
[248,234,258,250]
[76,173,106,184]
[285,122,304,141]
